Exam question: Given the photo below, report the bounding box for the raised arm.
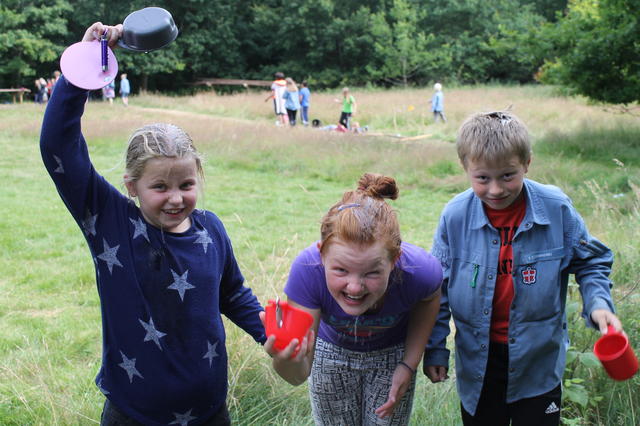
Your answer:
[40,22,124,223]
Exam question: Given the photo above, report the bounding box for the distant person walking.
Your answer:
[102,80,116,105]
[35,78,48,104]
[265,72,288,126]
[430,83,446,123]
[334,87,356,129]
[119,73,130,106]
[283,77,301,126]
[299,81,311,126]
[52,70,61,93]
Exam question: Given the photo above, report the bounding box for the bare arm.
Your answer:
[375,288,441,418]
[261,300,320,386]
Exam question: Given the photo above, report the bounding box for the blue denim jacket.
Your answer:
[424,179,614,415]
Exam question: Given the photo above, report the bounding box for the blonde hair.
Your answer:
[286,77,298,92]
[320,173,401,261]
[457,111,531,169]
[124,123,204,184]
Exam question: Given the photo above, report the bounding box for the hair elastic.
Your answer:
[337,203,361,211]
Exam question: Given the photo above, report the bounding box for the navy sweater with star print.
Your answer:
[40,76,266,425]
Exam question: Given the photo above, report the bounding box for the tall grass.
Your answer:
[1,84,638,425]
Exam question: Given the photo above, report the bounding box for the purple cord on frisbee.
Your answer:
[101,29,108,72]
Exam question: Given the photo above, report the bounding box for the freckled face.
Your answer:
[125,157,199,233]
[321,239,396,316]
[466,155,529,210]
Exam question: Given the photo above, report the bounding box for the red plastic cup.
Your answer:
[593,325,639,381]
[264,299,314,355]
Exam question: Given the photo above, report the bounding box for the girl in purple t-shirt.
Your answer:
[261,173,443,425]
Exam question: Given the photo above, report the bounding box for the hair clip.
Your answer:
[337,203,361,211]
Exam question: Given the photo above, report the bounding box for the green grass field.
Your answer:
[0,85,638,425]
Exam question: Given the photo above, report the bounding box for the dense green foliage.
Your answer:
[1,0,638,105]
[0,0,564,92]
[539,0,640,104]
[0,0,71,85]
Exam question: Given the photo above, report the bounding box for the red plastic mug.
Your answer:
[264,299,314,355]
[593,325,639,381]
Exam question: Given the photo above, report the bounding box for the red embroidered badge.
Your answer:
[522,266,537,285]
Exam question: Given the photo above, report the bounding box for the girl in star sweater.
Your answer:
[40,22,265,425]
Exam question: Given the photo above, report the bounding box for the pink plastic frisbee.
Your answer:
[60,40,118,90]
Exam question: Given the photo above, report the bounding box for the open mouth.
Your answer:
[163,208,183,216]
[343,293,367,305]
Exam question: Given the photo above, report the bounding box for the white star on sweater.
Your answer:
[194,229,212,253]
[97,239,123,274]
[203,341,219,367]
[118,351,143,383]
[170,409,197,426]
[53,155,64,174]
[82,210,97,237]
[139,317,166,350]
[168,269,195,301]
[130,217,149,242]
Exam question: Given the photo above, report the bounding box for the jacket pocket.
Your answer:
[514,247,565,321]
[448,250,484,324]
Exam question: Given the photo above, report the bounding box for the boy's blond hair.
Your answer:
[456,111,531,169]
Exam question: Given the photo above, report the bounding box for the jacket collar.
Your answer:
[469,179,551,230]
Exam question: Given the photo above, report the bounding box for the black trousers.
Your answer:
[339,112,351,128]
[286,108,297,125]
[100,398,231,426]
[461,342,562,426]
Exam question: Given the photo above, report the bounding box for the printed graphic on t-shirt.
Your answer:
[497,225,518,276]
[326,314,402,340]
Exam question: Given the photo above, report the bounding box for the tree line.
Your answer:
[0,0,637,104]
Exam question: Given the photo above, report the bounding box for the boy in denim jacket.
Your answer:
[423,111,622,425]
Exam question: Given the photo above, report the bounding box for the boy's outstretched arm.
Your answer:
[568,214,621,333]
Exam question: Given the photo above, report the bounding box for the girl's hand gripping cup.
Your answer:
[264,298,313,357]
[593,325,639,381]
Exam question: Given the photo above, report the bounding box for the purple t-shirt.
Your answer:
[285,242,443,351]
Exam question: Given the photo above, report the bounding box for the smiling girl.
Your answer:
[40,22,266,425]
[262,173,442,425]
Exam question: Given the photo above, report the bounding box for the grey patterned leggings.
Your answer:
[309,338,416,426]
